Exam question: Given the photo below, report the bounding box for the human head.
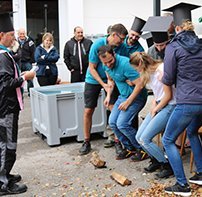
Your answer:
[130,52,160,85]
[152,32,169,52]
[108,23,128,47]
[175,19,194,34]
[142,16,172,52]
[74,26,84,41]
[163,12,175,36]
[0,13,15,48]
[107,25,112,34]
[98,45,115,69]
[42,32,54,48]
[128,17,146,45]
[18,28,27,41]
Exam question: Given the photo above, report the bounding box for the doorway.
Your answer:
[26,0,59,50]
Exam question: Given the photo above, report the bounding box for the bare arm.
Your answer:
[151,84,173,117]
[103,73,114,108]
[89,62,109,91]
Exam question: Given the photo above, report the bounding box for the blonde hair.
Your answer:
[180,20,194,31]
[130,52,161,86]
[42,32,54,44]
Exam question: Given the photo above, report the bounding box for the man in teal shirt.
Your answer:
[79,24,128,155]
[98,45,147,159]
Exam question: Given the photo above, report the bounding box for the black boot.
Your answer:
[0,182,27,195]
[144,158,161,172]
[156,162,174,179]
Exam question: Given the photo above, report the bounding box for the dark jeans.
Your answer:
[37,69,57,86]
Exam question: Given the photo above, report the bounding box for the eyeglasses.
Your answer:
[116,33,125,42]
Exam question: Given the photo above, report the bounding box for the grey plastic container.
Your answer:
[30,82,107,146]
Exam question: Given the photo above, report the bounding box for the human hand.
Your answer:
[125,80,133,86]
[103,83,112,92]
[150,108,158,118]
[104,97,110,108]
[118,100,130,111]
[22,71,35,80]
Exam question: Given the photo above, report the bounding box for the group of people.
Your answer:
[10,28,60,93]
[0,1,202,196]
[77,2,202,197]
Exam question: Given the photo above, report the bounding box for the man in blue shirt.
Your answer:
[98,45,147,159]
[79,24,128,155]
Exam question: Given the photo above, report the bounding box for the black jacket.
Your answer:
[18,37,36,63]
[63,37,93,75]
[0,49,24,118]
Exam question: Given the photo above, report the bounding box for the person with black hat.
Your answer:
[142,16,173,61]
[161,2,202,196]
[104,17,147,150]
[121,16,146,56]
[0,13,35,195]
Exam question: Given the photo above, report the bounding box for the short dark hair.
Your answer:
[110,23,128,36]
[98,45,114,58]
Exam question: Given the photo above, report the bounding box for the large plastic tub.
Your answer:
[30,82,107,146]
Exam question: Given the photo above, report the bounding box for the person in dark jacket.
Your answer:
[161,3,202,196]
[0,13,35,195]
[35,32,60,86]
[63,26,93,82]
[17,28,36,96]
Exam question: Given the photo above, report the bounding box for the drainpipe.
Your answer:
[153,0,161,16]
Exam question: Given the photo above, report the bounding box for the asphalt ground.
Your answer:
[11,94,193,197]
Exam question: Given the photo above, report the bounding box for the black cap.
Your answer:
[151,32,169,43]
[0,13,14,33]
[142,16,173,43]
[131,16,146,34]
[162,2,201,26]
[141,32,153,47]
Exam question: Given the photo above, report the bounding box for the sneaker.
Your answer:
[79,141,91,155]
[114,142,124,155]
[104,138,115,148]
[164,182,191,197]
[116,149,134,160]
[0,182,27,195]
[8,174,22,183]
[189,172,202,185]
[130,149,149,162]
[155,162,174,179]
[144,158,161,173]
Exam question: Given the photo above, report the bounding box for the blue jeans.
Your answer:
[136,104,175,163]
[162,104,202,186]
[109,96,146,150]
[21,62,34,94]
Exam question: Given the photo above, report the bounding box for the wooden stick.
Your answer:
[111,171,132,186]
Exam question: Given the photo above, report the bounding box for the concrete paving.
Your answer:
[12,94,193,197]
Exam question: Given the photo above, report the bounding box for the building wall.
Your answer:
[13,0,202,83]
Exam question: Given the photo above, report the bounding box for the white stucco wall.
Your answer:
[13,0,202,83]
